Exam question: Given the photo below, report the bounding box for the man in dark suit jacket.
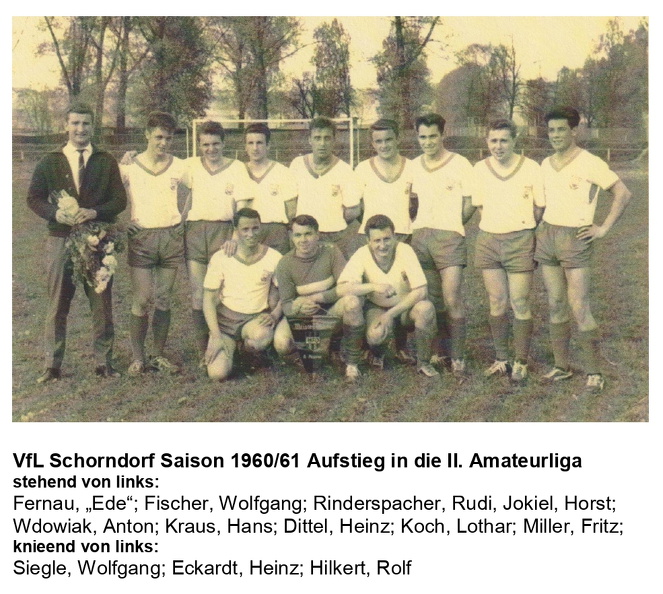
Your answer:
[27,102,127,383]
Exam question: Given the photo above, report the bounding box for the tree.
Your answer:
[521,77,554,127]
[15,88,56,133]
[455,42,522,124]
[208,17,302,119]
[134,17,212,122]
[41,17,126,128]
[312,19,354,117]
[112,17,149,132]
[371,17,439,127]
[41,17,91,101]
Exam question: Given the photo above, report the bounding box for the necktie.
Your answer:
[77,149,86,190]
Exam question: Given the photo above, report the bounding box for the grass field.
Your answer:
[11,160,648,422]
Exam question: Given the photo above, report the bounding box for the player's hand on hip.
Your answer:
[126,222,144,237]
[576,224,606,243]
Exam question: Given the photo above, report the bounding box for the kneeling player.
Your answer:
[274,215,366,381]
[337,215,438,377]
[203,208,286,381]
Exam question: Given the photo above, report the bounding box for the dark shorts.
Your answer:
[364,300,412,331]
[128,225,184,269]
[216,304,262,340]
[257,222,290,254]
[474,228,536,273]
[534,221,593,268]
[411,228,467,270]
[319,219,362,259]
[185,220,233,264]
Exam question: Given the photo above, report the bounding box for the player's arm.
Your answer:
[461,196,476,225]
[576,180,633,242]
[336,281,396,299]
[343,204,361,224]
[203,288,229,363]
[256,281,282,327]
[383,285,427,321]
[26,160,64,223]
[285,198,297,222]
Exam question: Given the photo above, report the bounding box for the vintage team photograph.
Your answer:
[11,16,648,422]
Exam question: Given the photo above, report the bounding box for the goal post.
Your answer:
[190,117,358,167]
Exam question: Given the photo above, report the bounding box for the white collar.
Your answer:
[63,142,92,156]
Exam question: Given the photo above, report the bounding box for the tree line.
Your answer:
[15,17,648,134]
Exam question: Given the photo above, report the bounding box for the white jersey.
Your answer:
[541,149,619,228]
[204,247,282,315]
[184,157,252,222]
[355,156,415,235]
[338,242,427,308]
[411,152,474,235]
[290,155,360,232]
[472,155,544,234]
[121,156,186,228]
[246,161,297,224]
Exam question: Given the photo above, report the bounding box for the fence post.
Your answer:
[607,148,611,162]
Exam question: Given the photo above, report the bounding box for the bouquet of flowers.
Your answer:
[65,221,125,294]
[49,189,80,217]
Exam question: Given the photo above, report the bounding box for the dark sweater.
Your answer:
[27,146,127,237]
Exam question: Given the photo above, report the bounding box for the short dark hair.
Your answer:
[371,118,399,138]
[245,123,271,143]
[365,214,395,237]
[146,112,177,133]
[197,121,225,141]
[415,113,446,135]
[66,101,94,123]
[233,207,261,228]
[310,117,336,135]
[487,119,517,139]
[545,106,581,129]
[291,214,319,232]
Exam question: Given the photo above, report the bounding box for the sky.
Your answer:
[12,16,646,92]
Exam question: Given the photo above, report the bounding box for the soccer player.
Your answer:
[473,119,544,382]
[337,215,439,378]
[535,106,632,393]
[203,208,285,381]
[27,101,127,382]
[410,113,476,378]
[274,215,366,381]
[354,119,416,240]
[184,121,252,361]
[240,123,297,254]
[121,112,187,376]
[289,117,361,258]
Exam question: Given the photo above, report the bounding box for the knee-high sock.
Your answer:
[513,318,533,363]
[341,323,365,366]
[192,309,209,355]
[436,311,451,357]
[489,313,510,361]
[129,313,149,361]
[449,316,466,360]
[550,321,572,370]
[152,308,171,357]
[415,324,436,367]
[579,328,602,375]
